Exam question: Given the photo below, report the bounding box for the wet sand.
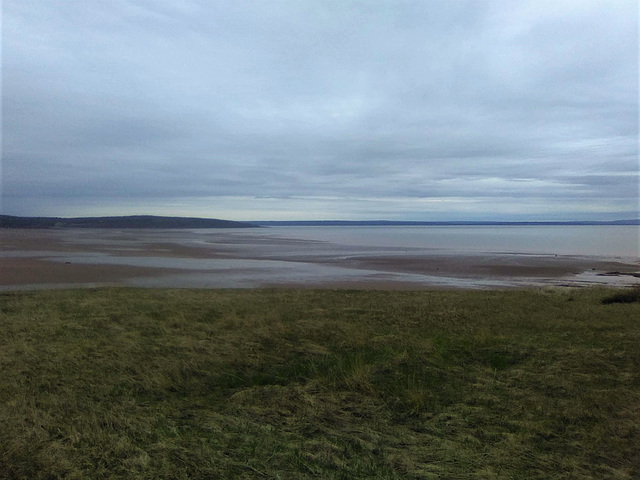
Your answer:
[1,228,638,290]
[0,256,190,287]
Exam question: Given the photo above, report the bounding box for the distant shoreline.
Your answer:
[254,219,640,226]
[1,214,638,229]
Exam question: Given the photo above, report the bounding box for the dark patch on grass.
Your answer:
[476,346,530,370]
[602,287,640,304]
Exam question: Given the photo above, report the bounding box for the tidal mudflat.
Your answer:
[1,227,638,290]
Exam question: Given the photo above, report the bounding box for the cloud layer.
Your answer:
[2,0,638,220]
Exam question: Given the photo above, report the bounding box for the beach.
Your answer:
[3,232,640,478]
[1,227,638,290]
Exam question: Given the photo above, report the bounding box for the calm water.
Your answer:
[2,225,638,290]
[209,225,639,259]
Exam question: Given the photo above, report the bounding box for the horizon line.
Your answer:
[1,214,638,226]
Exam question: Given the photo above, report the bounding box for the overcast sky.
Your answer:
[2,0,638,221]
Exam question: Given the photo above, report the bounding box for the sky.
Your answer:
[2,0,638,221]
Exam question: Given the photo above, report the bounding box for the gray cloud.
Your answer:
[2,0,637,220]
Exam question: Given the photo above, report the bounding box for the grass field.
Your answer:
[1,287,639,479]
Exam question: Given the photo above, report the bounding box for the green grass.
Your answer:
[1,287,639,479]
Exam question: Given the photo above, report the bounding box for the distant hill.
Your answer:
[0,215,258,229]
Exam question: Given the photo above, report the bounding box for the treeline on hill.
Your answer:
[0,215,258,229]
